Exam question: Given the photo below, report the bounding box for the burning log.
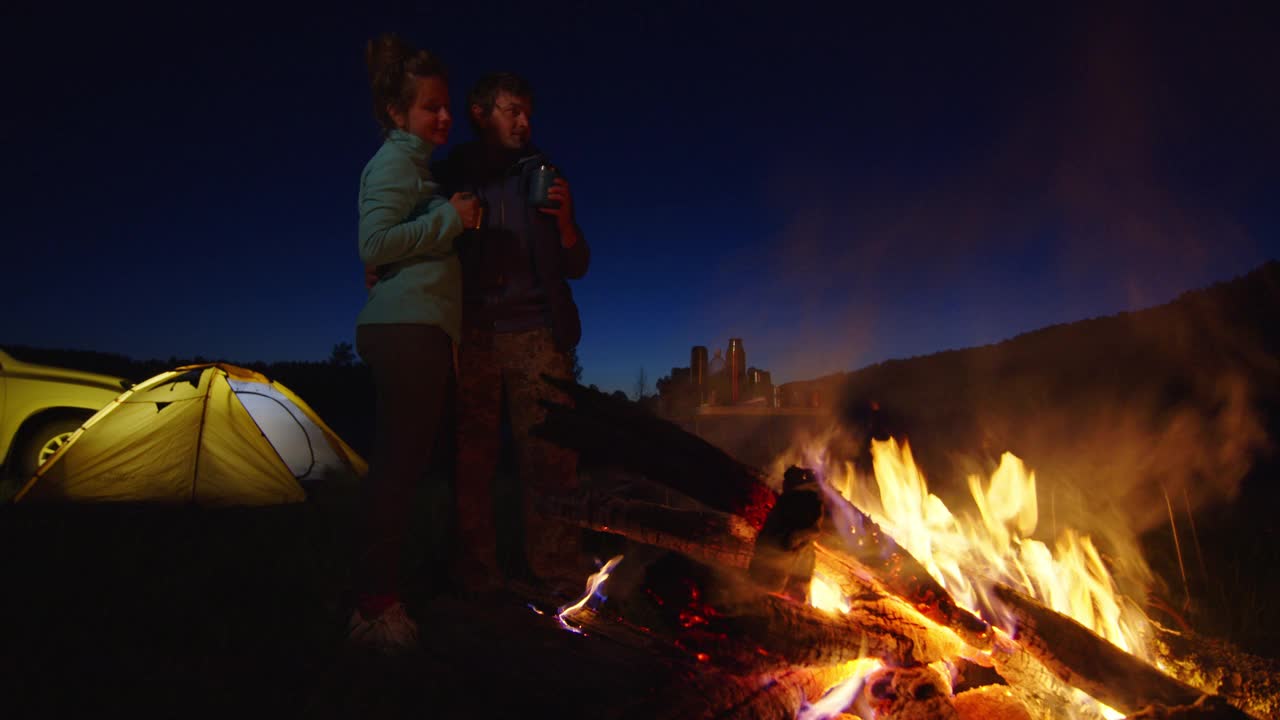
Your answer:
[538,492,758,568]
[714,663,865,720]
[746,592,972,668]
[535,375,778,529]
[1149,622,1280,720]
[748,466,825,602]
[623,553,971,671]
[546,495,982,667]
[817,488,994,651]
[648,662,867,720]
[812,546,882,597]
[991,584,1256,719]
[533,377,1274,719]
[864,662,959,719]
[563,602,871,720]
[552,605,841,720]
[952,684,1034,720]
[988,630,1108,720]
[1122,695,1260,719]
[537,488,879,601]
[534,376,994,651]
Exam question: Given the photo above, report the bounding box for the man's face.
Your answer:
[474,90,531,151]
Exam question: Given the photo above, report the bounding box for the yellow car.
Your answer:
[1,348,132,486]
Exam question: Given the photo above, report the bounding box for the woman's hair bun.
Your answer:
[365,33,447,133]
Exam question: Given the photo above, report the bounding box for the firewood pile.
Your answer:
[532,377,1279,720]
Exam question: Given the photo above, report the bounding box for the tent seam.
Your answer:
[190,368,214,502]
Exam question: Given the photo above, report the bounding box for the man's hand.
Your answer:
[364,264,379,290]
[538,178,575,226]
[538,178,579,247]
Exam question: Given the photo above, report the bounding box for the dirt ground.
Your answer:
[3,466,1277,720]
[0,501,683,720]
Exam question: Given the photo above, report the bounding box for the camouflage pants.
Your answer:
[454,326,582,584]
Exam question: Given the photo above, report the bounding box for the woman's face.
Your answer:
[392,75,451,146]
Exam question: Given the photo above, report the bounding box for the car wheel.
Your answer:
[15,417,87,480]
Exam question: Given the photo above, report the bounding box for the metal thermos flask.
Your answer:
[529,162,561,209]
[727,338,745,402]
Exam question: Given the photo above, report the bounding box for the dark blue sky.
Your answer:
[4,2,1277,395]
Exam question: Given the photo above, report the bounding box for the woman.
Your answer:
[348,33,479,655]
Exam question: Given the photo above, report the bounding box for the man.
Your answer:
[434,72,591,598]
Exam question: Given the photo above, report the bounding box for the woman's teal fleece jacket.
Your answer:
[355,129,464,343]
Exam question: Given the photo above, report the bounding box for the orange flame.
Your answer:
[789,432,1152,718]
[807,437,1151,657]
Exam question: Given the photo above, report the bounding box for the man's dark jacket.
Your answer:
[433,141,589,352]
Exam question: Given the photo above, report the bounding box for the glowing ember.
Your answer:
[555,554,624,633]
[808,571,851,615]
[1099,704,1125,720]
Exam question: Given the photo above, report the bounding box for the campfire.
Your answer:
[531,378,1279,720]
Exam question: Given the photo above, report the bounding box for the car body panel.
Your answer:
[0,349,130,467]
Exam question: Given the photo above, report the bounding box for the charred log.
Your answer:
[992,584,1254,719]
[1149,622,1280,720]
[818,488,994,651]
[624,553,971,670]
[650,662,866,720]
[536,489,881,604]
[538,492,758,568]
[534,376,993,652]
[989,630,1108,720]
[747,592,971,669]
[1122,694,1265,719]
[748,466,824,601]
[812,544,882,597]
[552,605,832,720]
[952,684,1034,720]
[865,663,959,719]
[535,375,778,529]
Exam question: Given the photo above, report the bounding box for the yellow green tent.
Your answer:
[14,363,367,506]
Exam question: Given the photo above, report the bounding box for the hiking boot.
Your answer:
[345,601,420,655]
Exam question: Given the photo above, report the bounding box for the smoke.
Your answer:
[993,373,1265,530]
[756,283,1276,605]
[689,4,1273,392]
[961,371,1270,610]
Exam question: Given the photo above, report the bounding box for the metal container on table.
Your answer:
[690,346,708,404]
[747,367,772,403]
[727,338,746,403]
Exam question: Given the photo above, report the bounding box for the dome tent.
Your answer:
[14,363,366,506]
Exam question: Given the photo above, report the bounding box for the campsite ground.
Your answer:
[5,467,1278,720]
[0,486,673,720]
[3,449,1278,720]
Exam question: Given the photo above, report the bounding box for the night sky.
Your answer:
[5,2,1277,395]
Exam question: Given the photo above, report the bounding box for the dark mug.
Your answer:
[528,162,561,209]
